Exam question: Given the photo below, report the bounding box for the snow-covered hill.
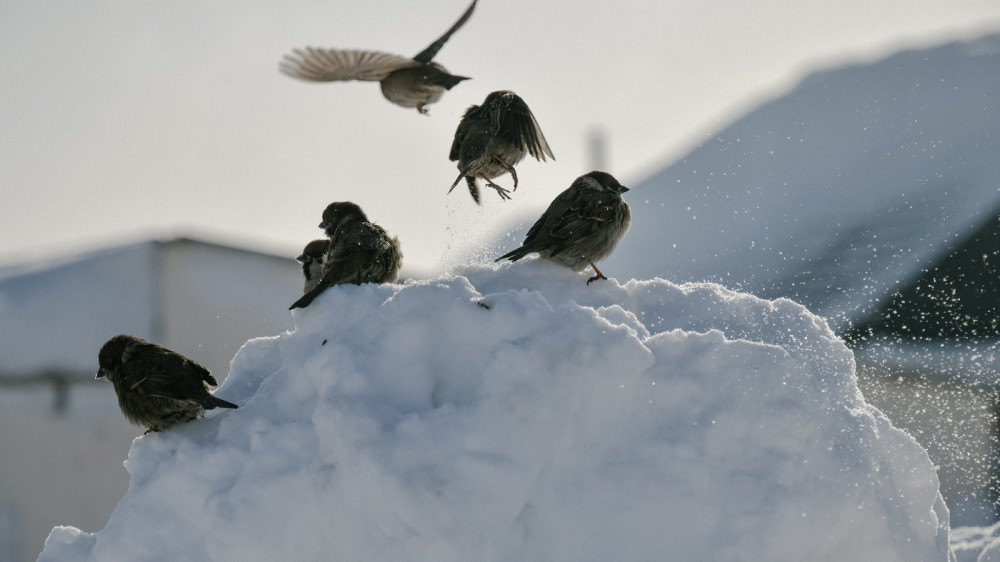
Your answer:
[600,34,1000,331]
[39,265,952,561]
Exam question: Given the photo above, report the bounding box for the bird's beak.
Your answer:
[619,186,630,193]
[96,368,107,379]
[296,254,307,263]
[319,221,329,229]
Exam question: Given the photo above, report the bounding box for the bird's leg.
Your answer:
[417,104,429,115]
[482,176,512,200]
[586,262,608,285]
[502,163,519,190]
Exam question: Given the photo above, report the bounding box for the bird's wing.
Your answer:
[449,103,488,158]
[449,110,474,162]
[521,189,574,247]
[290,283,323,309]
[279,48,419,82]
[124,344,217,400]
[454,126,490,167]
[527,185,616,258]
[448,127,490,195]
[504,96,555,161]
[497,195,569,260]
[413,0,478,63]
[324,223,381,284]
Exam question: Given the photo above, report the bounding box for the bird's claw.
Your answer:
[586,270,609,285]
[587,262,608,285]
[484,179,512,200]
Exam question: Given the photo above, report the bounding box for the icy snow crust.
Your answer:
[39,264,952,561]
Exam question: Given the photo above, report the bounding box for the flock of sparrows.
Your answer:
[97,0,633,434]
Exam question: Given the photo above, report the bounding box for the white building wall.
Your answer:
[160,241,298,381]
[0,385,135,562]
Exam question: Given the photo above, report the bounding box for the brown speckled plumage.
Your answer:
[97,334,238,433]
[497,171,631,284]
[279,0,477,114]
[289,202,403,310]
[449,90,554,203]
[297,239,331,294]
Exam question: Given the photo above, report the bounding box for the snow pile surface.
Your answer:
[39,265,952,561]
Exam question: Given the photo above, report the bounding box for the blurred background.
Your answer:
[2,0,1000,560]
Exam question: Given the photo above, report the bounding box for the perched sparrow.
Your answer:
[297,239,331,294]
[97,334,238,434]
[448,90,554,204]
[496,171,631,284]
[289,201,403,310]
[279,0,477,115]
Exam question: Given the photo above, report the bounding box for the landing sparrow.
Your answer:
[448,90,554,203]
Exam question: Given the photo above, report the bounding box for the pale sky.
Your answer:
[2,0,999,274]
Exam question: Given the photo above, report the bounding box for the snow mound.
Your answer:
[39,264,952,561]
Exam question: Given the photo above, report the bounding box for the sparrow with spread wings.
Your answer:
[279,0,477,115]
[449,90,554,203]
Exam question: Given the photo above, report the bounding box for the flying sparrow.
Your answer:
[97,334,238,434]
[290,201,403,310]
[496,171,631,284]
[297,239,331,294]
[279,0,477,115]
[448,90,554,203]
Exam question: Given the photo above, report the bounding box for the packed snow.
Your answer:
[38,264,954,561]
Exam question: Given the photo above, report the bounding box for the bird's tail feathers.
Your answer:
[438,73,470,90]
[448,169,466,193]
[207,395,238,410]
[449,169,481,204]
[289,286,322,310]
[466,176,481,204]
[496,246,530,263]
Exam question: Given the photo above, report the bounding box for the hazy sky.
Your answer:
[2,0,999,273]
